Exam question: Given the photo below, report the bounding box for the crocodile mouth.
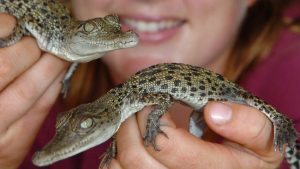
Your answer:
[32,122,120,166]
[32,134,95,166]
[66,30,139,62]
[85,31,139,49]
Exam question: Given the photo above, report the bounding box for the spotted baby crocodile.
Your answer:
[32,63,299,169]
[0,0,138,95]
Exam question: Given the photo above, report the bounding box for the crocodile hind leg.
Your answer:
[189,109,206,138]
[0,19,26,47]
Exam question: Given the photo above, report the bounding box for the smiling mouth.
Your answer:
[122,18,185,33]
[120,17,185,43]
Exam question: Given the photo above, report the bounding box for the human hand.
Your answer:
[104,101,283,169]
[0,13,68,169]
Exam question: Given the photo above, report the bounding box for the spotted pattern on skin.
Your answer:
[0,0,70,44]
[32,63,299,168]
[0,0,139,97]
[0,0,138,62]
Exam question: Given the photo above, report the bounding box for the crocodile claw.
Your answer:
[143,120,168,151]
[99,141,116,169]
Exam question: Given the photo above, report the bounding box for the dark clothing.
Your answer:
[239,27,300,169]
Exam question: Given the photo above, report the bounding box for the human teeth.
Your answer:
[123,19,182,32]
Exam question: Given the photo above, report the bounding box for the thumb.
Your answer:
[204,101,277,156]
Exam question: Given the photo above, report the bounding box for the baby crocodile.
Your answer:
[32,63,299,168]
[0,0,138,95]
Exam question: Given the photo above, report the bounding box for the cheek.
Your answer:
[102,0,248,83]
[182,0,248,64]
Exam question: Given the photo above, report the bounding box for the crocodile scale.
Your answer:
[0,0,138,96]
[32,63,299,169]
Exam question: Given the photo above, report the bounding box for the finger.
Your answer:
[204,102,278,157]
[0,13,41,90]
[116,110,167,169]
[136,107,215,169]
[8,72,65,143]
[137,103,281,169]
[0,73,65,168]
[0,53,68,132]
[0,13,16,38]
[0,37,41,90]
[138,110,234,169]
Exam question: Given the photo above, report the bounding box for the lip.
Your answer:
[120,15,185,44]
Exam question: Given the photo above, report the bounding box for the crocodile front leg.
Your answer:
[99,138,117,169]
[61,62,79,98]
[99,93,173,168]
[141,93,173,150]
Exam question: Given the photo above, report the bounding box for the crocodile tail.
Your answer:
[226,88,300,169]
[286,141,300,169]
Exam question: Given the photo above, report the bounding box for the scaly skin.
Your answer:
[32,63,299,169]
[0,0,138,95]
[0,0,138,62]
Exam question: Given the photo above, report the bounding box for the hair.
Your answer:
[62,0,300,108]
[224,0,300,81]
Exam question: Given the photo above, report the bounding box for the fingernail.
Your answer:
[210,102,232,125]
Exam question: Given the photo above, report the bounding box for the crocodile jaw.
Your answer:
[57,15,139,62]
[32,100,122,166]
[32,123,118,166]
[65,30,139,62]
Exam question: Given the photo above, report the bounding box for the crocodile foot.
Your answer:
[99,141,116,169]
[143,118,168,151]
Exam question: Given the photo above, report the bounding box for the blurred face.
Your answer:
[72,0,254,83]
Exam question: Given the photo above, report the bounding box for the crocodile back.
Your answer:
[0,0,71,47]
[126,63,299,167]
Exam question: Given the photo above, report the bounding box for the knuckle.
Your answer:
[0,134,7,150]
[6,37,41,61]
[13,77,39,102]
[118,147,146,168]
[15,37,41,61]
[0,55,13,77]
[248,112,269,141]
[0,131,12,157]
[0,137,22,169]
[232,104,271,141]
[34,96,56,113]
[21,37,41,55]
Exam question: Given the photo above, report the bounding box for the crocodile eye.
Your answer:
[80,117,93,129]
[83,22,95,32]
